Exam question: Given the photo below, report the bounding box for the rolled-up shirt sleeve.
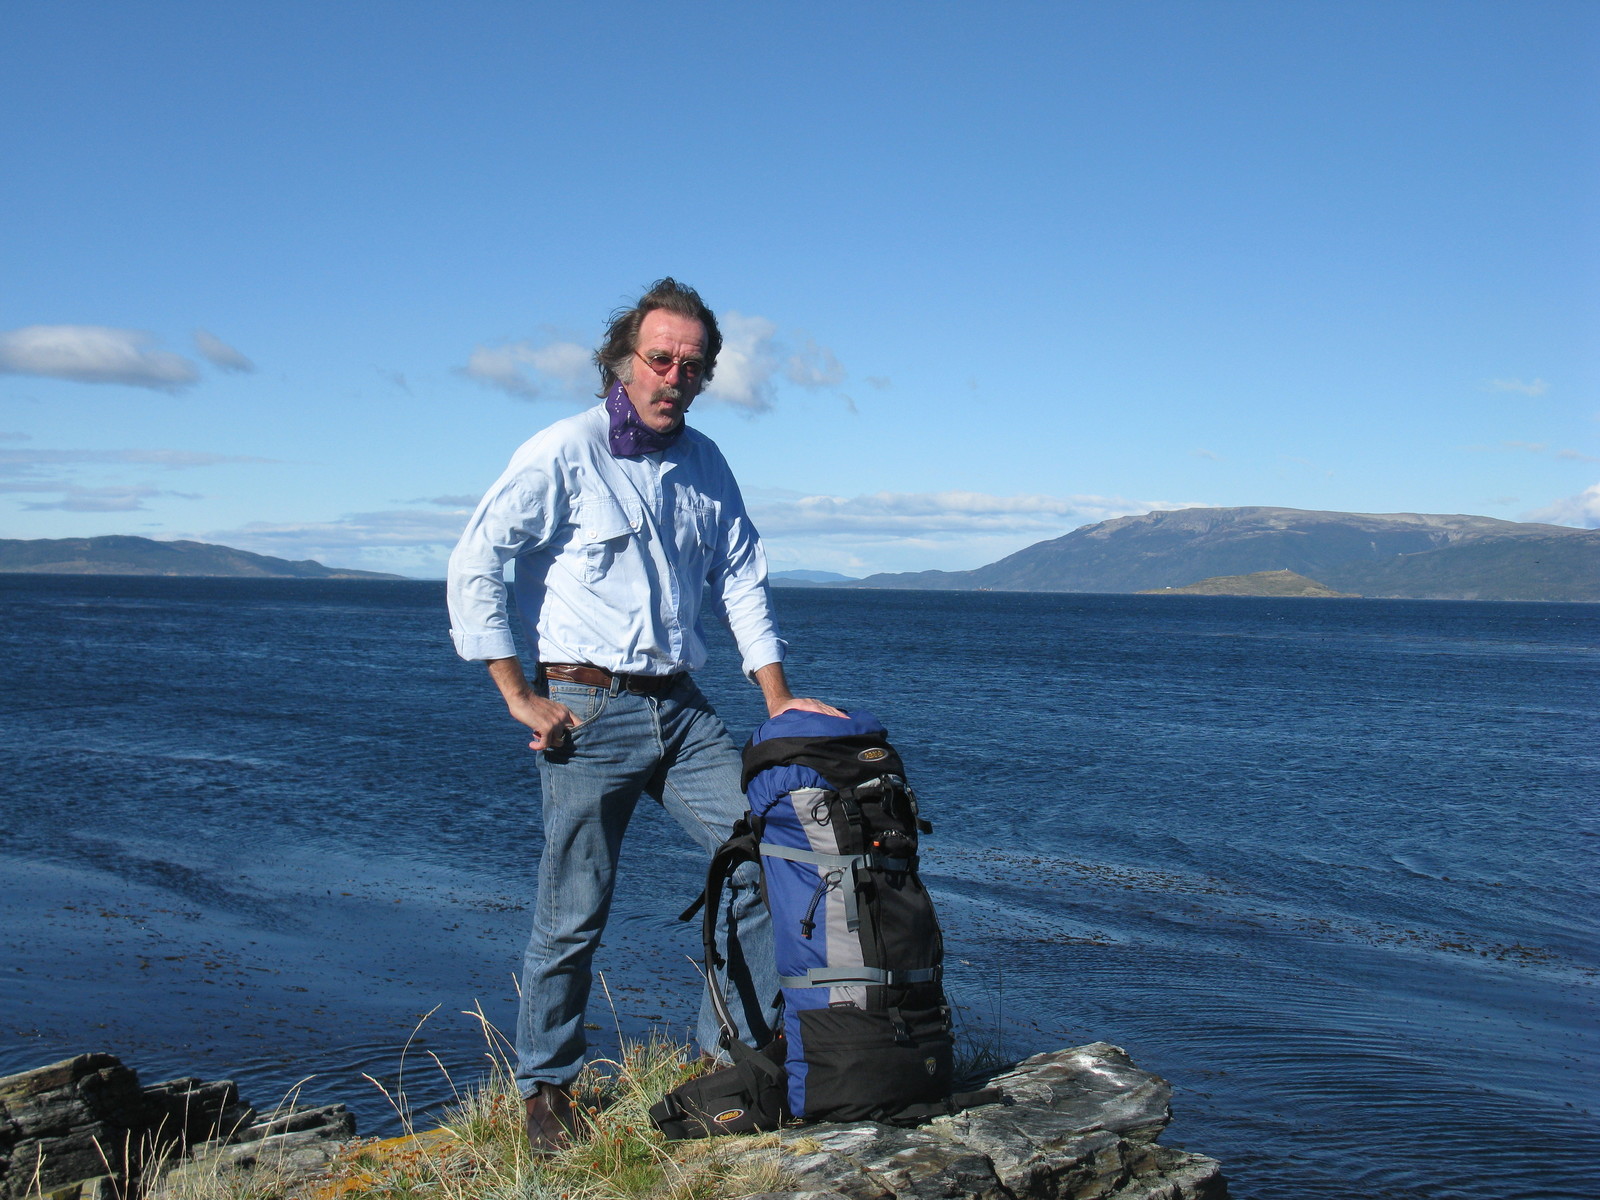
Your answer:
[447,466,563,662]
[707,486,787,680]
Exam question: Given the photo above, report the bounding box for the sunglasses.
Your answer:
[635,350,706,382]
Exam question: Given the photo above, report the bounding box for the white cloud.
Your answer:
[704,313,780,412]
[1192,448,1221,460]
[193,329,255,373]
[462,340,592,400]
[0,325,199,390]
[462,316,850,416]
[1487,377,1549,396]
[1526,483,1600,529]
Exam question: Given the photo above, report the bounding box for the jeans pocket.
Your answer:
[543,682,610,735]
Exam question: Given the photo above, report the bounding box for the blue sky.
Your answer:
[2,0,1595,577]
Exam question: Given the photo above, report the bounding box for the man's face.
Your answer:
[624,309,707,433]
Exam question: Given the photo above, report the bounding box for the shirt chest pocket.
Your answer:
[681,500,718,554]
[573,498,642,584]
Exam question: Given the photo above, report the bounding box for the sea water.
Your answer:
[1,576,1595,1199]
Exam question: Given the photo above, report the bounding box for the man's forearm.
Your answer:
[752,661,795,716]
[753,662,846,720]
[487,655,534,705]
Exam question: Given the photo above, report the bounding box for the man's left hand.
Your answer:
[770,696,847,719]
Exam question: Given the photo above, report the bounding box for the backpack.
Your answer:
[651,710,977,1137]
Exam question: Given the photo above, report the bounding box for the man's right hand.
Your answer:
[487,657,576,752]
[506,692,578,752]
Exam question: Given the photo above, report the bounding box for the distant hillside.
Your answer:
[0,536,404,579]
[1140,569,1357,598]
[771,569,859,587]
[845,507,1599,602]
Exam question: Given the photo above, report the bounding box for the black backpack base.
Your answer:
[649,1038,787,1141]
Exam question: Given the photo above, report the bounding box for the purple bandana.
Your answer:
[605,379,683,457]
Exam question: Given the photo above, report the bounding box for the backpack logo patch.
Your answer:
[713,1108,745,1124]
[857,747,890,762]
[924,1057,938,1075]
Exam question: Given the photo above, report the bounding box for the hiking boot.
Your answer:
[523,1082,575,1154]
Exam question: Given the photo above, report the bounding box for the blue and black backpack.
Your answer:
[651,710,991,1138]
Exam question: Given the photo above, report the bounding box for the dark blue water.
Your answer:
[1,577,1595,1199]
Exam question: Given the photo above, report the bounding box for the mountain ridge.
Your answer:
[0,535,403,579]
[841,507,1599,602]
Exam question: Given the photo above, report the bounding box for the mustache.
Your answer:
[653,384,684,402]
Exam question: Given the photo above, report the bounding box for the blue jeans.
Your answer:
[515,674,778,1094]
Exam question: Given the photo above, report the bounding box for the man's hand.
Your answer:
[771,696,848,719]
[752,662,846,719]
[487,657,577,751]
[506,691,579,752]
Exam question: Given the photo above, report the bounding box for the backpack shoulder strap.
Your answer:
[687,818,763,1049]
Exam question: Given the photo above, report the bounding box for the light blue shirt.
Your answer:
[447,403,786,679]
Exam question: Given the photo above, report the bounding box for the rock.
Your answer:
[0,1054,155,1200]
[719,1043,1227,1200]
[0,1055,355,1200]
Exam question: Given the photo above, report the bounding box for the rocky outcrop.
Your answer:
[4,1043,1224,1200]
[736,1044,1226,1199]
[0,1054,353,1200]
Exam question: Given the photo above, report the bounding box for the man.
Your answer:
[446,278,840,1151]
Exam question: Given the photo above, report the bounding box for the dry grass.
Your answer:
[143,1016,794,1200]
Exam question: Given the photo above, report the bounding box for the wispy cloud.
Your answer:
[0,432,31,441]
[21,484,202,512]
[1463,440,1599,463]
[0,447,274,513]
[1487,377,1549,396]
[749,490,1208,576]
[0,325,199,391]
[784,338,846,389]
[193,329,256,373]
[378,368,413,394]
[407,494,478,508]
[1526,483,1600,529]
[864,376,891,390]
[0,448,273,473]
[198,508,475,576]
[1192,448,1221,460]
[462,340,593,400]
[210,508,472,550]
[751,490,1203,539]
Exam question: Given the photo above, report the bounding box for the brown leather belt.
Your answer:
[541,662,682,696]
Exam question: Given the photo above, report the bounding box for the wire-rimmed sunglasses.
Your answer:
[635,350,706,382]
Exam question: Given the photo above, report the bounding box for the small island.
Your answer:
[1140,569,1357,598]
